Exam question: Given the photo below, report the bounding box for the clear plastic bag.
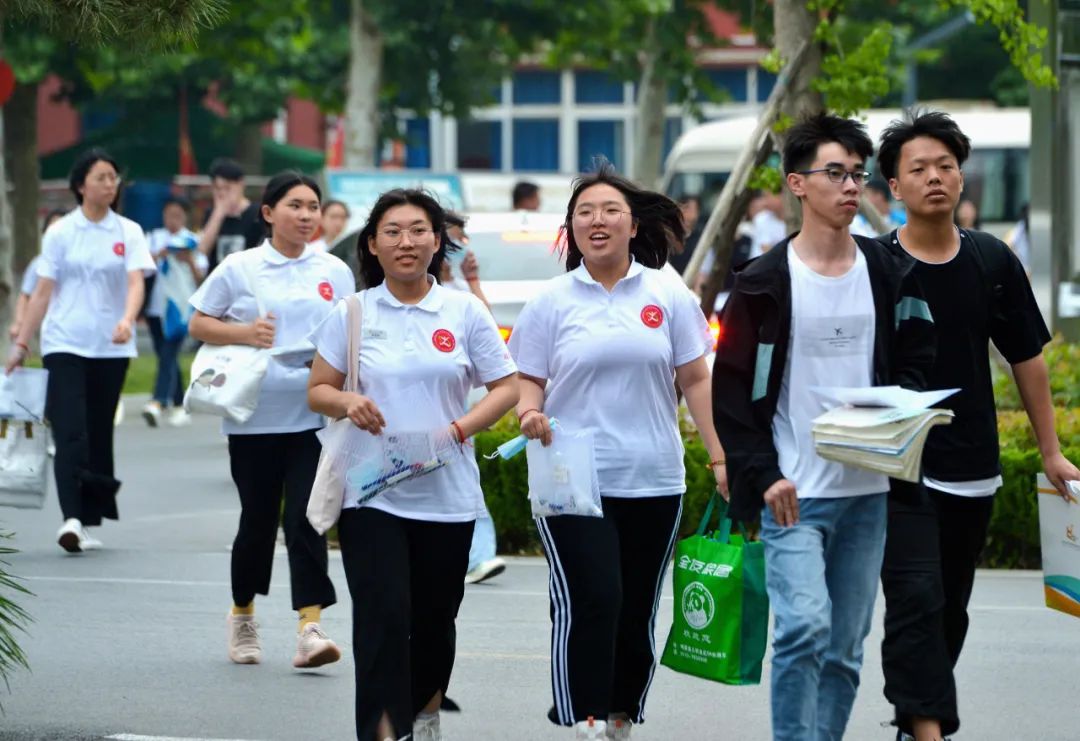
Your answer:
[525,424,602,518]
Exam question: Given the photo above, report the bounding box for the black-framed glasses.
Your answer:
[797,167,872,185]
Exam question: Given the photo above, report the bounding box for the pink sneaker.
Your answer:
[293,622,341,668]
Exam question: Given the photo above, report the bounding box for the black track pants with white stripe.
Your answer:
[535,494,682,727]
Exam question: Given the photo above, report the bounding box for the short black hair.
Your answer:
[69,147,121,205]
[357,189,459,288]
[782,113,873,176]
[877,109,971,181]
[512,181,540,208]
[163,196,190,212]
[208,158,245,182]
[259,170,322,234]
[323,199,350,216]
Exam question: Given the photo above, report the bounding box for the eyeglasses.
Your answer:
[571,206,631,225]
[90,174,122,186]
[797,167,872,186]
[379,226,434,244]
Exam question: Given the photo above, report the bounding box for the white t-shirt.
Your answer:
[509,259,713,498]
[924,475,1002,498]
[146,227,204,318]
[308,280,517,522]
[190,241,355,435]
[20,256,40,296]
[37,208,156,359]
[772,247,888,499]
[307,238,328,254]
[750,210,786,259]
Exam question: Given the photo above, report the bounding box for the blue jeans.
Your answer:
[761,493,887,741]
[147,316,185,407]
[468,508,497,571]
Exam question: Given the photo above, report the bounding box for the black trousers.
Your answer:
[338,507,474,740]
[535,495,682,727]
[43,353,128,526]
[881,484,995,736]
[227,430,336,611]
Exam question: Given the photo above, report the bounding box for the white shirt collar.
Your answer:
[257,239,317,265]
[571,256,645,286]
[371,274,445,313]
[72,208,118,231]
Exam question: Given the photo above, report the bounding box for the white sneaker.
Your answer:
[57,518,83,553]
[292,622,341,668]
[412,711,440,741]
[606,715,632,739]
[464,556,507,584]
[574,718,607,740]
[79,529,103,551]
[168,408,192,427]
[141,401,162,428]
[227,613,261,664]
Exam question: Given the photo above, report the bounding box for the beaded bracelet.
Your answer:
[707,459,726,468]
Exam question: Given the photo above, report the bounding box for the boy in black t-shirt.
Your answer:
[875,111,1080,741]
[197,158,266,273]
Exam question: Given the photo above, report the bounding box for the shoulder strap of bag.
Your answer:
[960,227,1008,317]
[344,294,363,393]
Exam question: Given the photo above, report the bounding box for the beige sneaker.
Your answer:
[227,613,261,664]
[412,712,440,741]
[292,622,341,668]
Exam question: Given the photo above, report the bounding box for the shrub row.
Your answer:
[476,414,1076,568]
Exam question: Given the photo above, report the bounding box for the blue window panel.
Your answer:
[663,118,683,161]
[575,71,624,104]
[513,70,561,104]
[405,118,431,169]
[758,71,778,102]
[82,105,122,135]
[577,120,624,173]
[700,68,748,103]
[513,119,559,172]
[457,121,502,170]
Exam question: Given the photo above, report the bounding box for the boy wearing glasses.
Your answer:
[875,111,1079,741]
[712,114,935,741]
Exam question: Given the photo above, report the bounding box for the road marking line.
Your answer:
[107,735,263,741]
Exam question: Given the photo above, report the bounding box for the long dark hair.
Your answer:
[563,160,684,271]
[259,170,322,235]
[357,189,460,288]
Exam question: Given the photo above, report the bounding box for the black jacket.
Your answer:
[711,235,936,522]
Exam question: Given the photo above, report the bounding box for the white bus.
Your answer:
[660,106,1030,235]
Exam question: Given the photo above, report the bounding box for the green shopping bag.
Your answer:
[660,493,769,685]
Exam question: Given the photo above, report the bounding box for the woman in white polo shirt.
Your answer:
[188,171,355,669]
[7,149,155,554]
[509,163,728,740]
[307,189,518,741]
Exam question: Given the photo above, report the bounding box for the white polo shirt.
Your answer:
[308,279,517,522]
[509,259,713,498]
[37,208,155,359]
[190,240,356,435]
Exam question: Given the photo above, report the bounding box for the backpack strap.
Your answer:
[959,227,1009,322]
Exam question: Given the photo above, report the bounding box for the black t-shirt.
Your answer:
[892,229,1050,481]
[204,202,266,273]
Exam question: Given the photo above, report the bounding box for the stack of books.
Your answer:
[810,386,958,483]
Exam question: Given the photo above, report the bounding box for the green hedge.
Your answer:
[476,413,1078,568]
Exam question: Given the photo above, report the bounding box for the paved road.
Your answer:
[0,402,1077,740]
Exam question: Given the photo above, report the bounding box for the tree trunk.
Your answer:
[234,121,264,175]
[773,0,823,233]
[6,82,39,277]
[632,19,667,188]
[344,0,383,169]
[0,22,16,352]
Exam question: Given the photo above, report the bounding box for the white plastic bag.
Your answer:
[0,368,48,421]
[0,419,49,509]
[526,423,602,518]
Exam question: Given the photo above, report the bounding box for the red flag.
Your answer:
[178,86,197,175]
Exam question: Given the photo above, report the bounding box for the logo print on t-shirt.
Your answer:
[317,281,334,301]
[112,242,125,257]
[432,329,456,353]
[641,304,664,328]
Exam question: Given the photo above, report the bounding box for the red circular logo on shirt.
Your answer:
[641,304,664,328]
[112,242,125,257]
[317,281,334,301]
[432,329,456,353]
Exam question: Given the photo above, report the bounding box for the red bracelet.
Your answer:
[707,459,726,468]
[14,342,28,352]
[451,420,466,445]
[517,408,541,422]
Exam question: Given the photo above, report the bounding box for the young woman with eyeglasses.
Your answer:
[307,189,519,741]
[188,171,356,669]
[508,163,728,740]
[7,149,155,554]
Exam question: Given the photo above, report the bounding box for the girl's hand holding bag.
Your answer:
[307,294,362,535]
[184,258,271,424]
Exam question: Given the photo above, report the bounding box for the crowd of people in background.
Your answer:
[5,106,1073,741]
